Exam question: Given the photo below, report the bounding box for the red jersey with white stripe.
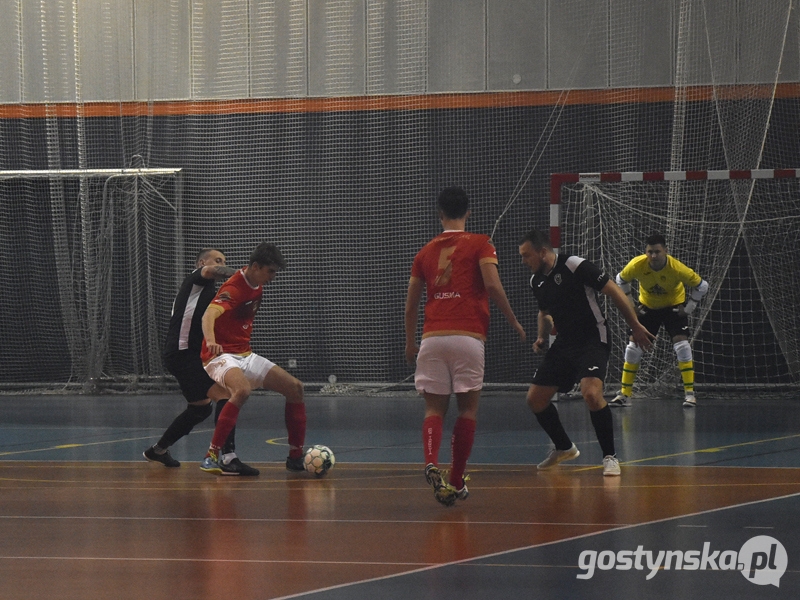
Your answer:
[411,231,498,340]
[201,269,262,362]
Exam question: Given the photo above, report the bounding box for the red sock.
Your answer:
[422,415,443,466]
[450,417,476,487]
[285,403,306,459]
[210,402,240,452]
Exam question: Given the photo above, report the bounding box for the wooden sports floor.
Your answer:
[1,391,798,599]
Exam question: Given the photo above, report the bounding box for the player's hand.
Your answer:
[206,342,224,357]
[405,342,419,366]
[532,337,547,354]
[513,321,527,343]
[630,324,655,352]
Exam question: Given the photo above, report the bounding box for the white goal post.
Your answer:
[550,168,800,395]
[0,167,184,391]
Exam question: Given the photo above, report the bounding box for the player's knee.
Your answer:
[673,340,692,362]
[624,341,643,365]
[288,378,304,403]
[187,402,213,424]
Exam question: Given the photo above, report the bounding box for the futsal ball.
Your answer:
[303,444,335,477]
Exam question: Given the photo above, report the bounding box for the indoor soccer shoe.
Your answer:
[682,394,697,408]
[200,451,223,475]
[603,455,621,477]
[452,473,470,501]
[537,443,580,470]
[424,464,456,507]
[285,456,305,472]
[221,455,260,476]
[143,446,180,468]
[609,393,630,407]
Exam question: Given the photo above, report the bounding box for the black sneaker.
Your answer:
[143,446,180,468]
[220,457,259,476]
[286,456,305,472]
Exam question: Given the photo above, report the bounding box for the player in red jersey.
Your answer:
[405,187,526,506]
[199,242,307,475]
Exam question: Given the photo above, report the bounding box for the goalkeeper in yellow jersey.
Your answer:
[609,234,709,408]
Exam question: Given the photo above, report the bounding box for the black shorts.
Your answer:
[163,351,216,403]
[636,305,689,339]
[532,340,609,392]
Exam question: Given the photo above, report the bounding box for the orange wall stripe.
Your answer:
[1,84,799,118]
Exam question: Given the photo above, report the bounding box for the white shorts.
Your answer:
[415,335,485,396]
[204,353,275,389]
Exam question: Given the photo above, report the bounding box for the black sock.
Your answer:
[534,403,573,450]
[590,405,615,457]
[157,402,213,448]
[215,399,236,454]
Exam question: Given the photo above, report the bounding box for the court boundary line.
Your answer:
[268,490,800,600]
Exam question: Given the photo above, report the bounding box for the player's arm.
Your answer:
[677,278,709,316]
[615,271,639,313]
[201,304,226,357]
[200,264,237,280]
[533,310,553,354]
[404,276,424,365]
[479,262,526,342]
[601,279,655,350]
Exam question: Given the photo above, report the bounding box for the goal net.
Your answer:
[0,169,183,391]
[555,170,800,395]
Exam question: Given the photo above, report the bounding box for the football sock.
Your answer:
[422,415,443,466]
[157,402,213,448]
[450,417,476,488]
[285,402,307,459]
[210,402,240,451]
[534,403,573,451]
[620,361,639,397]
[590,405,616,457]
[215,399,237,454]
[678,360,694,395]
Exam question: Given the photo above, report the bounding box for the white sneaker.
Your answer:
[537,443,580,470]
[609,393,630,407]
[603,455,621,477]
[682,394,697,408]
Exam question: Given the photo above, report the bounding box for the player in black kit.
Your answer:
[519,230,653,477]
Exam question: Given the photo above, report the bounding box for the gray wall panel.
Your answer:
[134,0,190,101]
[738,1,792,84]
[251,0,308,98]
[0,0,21,103]
[23,0,78,102]
[548,0,607,90]
[309,0,366,97]
[191,0,249,99]
[610,0,673,88]
[78,0,135,102]
[366,0,427,95]
[487,0,546,91]
[428,0,485,92]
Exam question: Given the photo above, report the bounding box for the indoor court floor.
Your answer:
[1,390,798,599]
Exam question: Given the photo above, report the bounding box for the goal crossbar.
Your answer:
[549,169,800,248]
[0,168,182,180]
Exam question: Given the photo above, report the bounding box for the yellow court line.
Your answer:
[572,432,800,472]
[0,430,210,458]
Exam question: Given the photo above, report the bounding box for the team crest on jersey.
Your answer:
[554,274,562,285]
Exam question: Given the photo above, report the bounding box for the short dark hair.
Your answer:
[437,186,469,219]
[645,233,667,247]
[195,247,223,267]
[249,242,287,270]
[520,229,552,250]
